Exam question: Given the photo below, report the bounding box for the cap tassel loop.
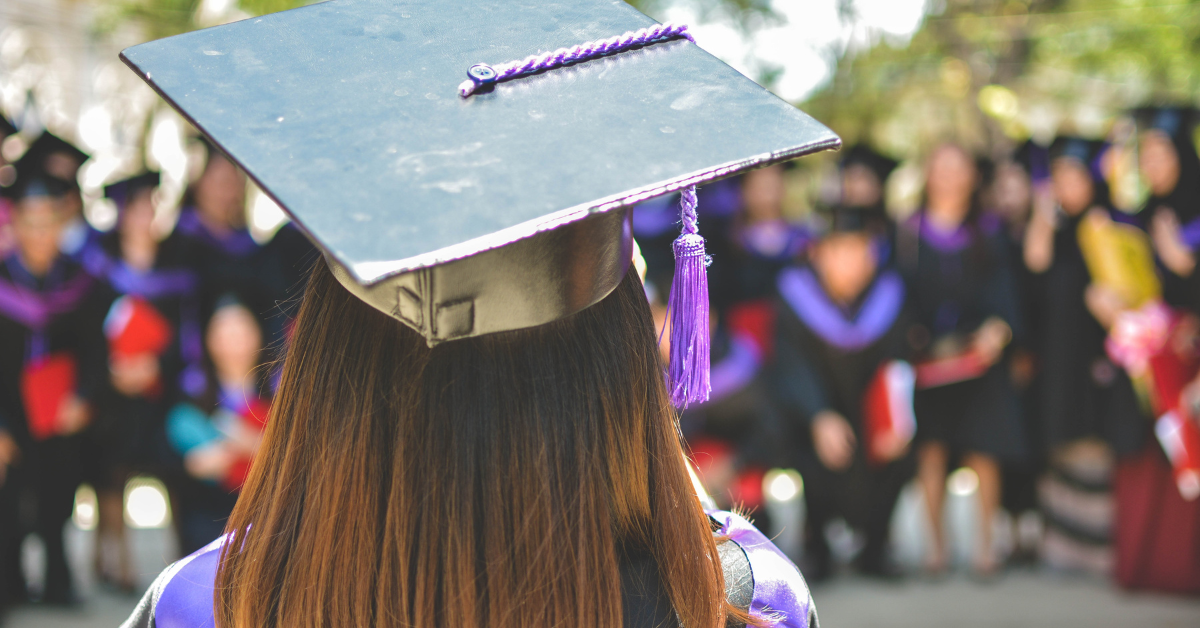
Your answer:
[665,186,711,408]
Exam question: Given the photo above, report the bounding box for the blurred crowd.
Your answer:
[1,100,1200,614]
[0,122,315,608]
[640,106,1200,592]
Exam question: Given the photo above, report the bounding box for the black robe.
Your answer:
[770,264,913,570]
[897,212,1028,462]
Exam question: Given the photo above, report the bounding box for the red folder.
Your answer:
[104,296,173,358]
[1155,410,1200,501]
[863,360,917,466]
[913,348,989,389]
[20,353,77,441]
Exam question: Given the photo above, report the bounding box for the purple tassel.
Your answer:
[665,186,710,408]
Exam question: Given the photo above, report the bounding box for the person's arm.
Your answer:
[1023,187,1057,274]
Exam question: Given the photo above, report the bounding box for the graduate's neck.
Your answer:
[120,231,158,271]
[924,200,968,231]
[17,248,59,279]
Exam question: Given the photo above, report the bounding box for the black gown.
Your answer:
[83,231,205,490]
[1034,210,1143,454]
[0,254,105,604]
[770,264,914,572]
[897,212,1028,463]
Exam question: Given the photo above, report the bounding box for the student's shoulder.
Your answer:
[121,536,227,628]
[709,510,819,628]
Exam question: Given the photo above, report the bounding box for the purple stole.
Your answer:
[175,209,259,258]
[777,266,904,351]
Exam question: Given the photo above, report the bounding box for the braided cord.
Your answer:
[459,22,693,97]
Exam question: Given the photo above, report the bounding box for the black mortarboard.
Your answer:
[839,144,898,183]
[120,0,838,351]
[1049,136,1105,168]
[2,159,71,202]
[104,171,161,209]
[1134,106,1199,140]
[16,132,90,188]
[813,204,886,237]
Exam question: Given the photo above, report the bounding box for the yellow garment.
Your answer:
[1077,215,1161,308]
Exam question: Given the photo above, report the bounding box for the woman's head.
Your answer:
[206,299,263,384]
[216,261,734,628]
[1140,130,1181,197]
[925,143,978,221]
[1051,157,1095,217]
[194,151,247,231]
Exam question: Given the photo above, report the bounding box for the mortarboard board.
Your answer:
[839,144,898,184]
[120,0,839,405]
[15,132,89,189]
[1133,106,1199,141]
[104,171,161,210]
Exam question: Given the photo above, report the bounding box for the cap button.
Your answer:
[467,64,498,85]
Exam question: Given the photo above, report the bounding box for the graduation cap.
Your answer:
[104,171,161,210]
[120,0,839,407]
[1,158,71,202]
[1134,106,1198,140]
[812,204,887,237]
[15,132,89,188]
[839,144,898,184]
[1049,136,1105,167]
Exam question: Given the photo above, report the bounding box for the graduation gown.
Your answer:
[120,510,818,628]
[0,254,105,602]
[771,265,913,569]
[897,213,1028,462]
[83,231,205,484]
[1034,211,1143,454]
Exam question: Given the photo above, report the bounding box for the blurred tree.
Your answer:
[805,0,1200,159]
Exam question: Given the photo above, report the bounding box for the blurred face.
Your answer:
[1140,131,1181,197]
[842,163,883,208]
[195,155,247,229]
[741,165,785,223]
[206,304,262,382]
[1051,158,1095,216]
[119,189,156,242]
[812,232,876,303]
[925,144,977,220]
[12,197,64,275]
[990,162,1031,223]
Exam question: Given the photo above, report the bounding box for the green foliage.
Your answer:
[804,0,1200,157]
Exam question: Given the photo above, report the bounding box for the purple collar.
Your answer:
[777,266,904,351]
[709,510,816,627]
[84,247,198,299]
[176,209,259,258]
[155,536,224,628]
[705,332,762,404]
[0,257,94,329]
[739,220,809,261]
[1181,215,1200,251]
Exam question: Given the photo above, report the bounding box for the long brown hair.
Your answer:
[214,260,742,627]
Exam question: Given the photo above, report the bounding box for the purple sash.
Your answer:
[155,536,224,628]
[709,510,816,627]
[83,247,198,299]
[0,262,94,329]
[1181,215,1200,251]
[176,209,259,258]
[777,266,904,351]
[707,332,762,403]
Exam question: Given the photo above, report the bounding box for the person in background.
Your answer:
[165,295,270,555]
[1022,137,1143,574]
[898,142,1027,577]
[85,172,202,592]
[986,143,1044,565]
[14,132,96,263]
[730,165,809,305]
[1110,106,1200,594]
[839,144,898,221]
[771,204,913,581]
[0,166,105,606]
[0,116,20,257]
[175,140,267,315]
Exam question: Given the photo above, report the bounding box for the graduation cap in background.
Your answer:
[812,204,888,238]
[1,156,71,202]
[15,132,89,189]
[839,144,898,184]
[1134,106,1199,141]
[104,171,161,210]
[120,0,839,407]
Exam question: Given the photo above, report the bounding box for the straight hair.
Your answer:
[214,260,746,628]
